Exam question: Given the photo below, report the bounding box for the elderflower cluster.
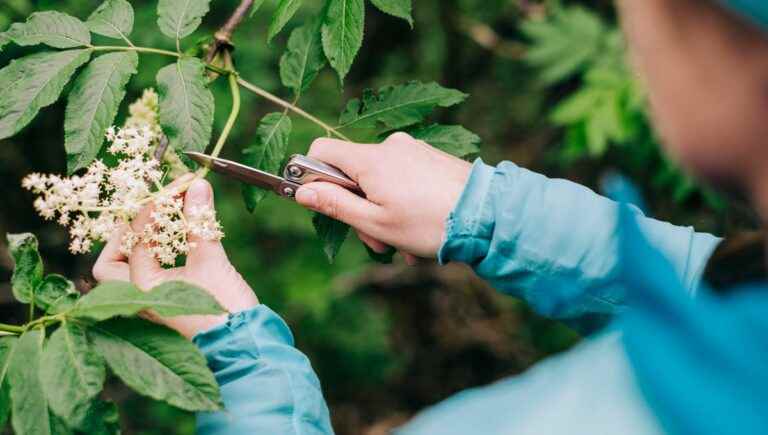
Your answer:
[22,123,223,265]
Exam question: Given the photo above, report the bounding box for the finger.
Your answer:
[307,138,374,182]
[357,231,389,254]
[403,253,419,267]
[295,182,385,235]
[92,225,130,282]
[184,179,228,268]
[129,203,163,280]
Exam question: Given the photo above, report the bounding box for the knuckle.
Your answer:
[92,264,105,281]
[385,132,413,145]
[318,192,343,221]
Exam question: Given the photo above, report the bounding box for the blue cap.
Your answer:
[721,0,768,31]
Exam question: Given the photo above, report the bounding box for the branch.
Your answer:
[206,0,256,63]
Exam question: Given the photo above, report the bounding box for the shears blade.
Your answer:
[185,152,284,193]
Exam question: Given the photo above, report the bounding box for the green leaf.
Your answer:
[313,213,350,263]
[70,281,146,321]
[6,233,43,304]
[71,280,225,321]
[87,0,135,40]
[4,11,90,49]
[36,274,79,313]
[339,81,467,131]
[91,318,222,411]
[242,113,292,211]
[157,0,212,41]
[65,51,138,174]
[0,49,91,140]
[157,57,215,153]
[280,21,325,96]
[249,0,268,18]
[0,337,17,429]
[522,6,607,84]
[369,0,412,26]
[268,0,303,42]
[321,0,365,81]
[40,322,105,426]
[8,330,60,435]
[409,124,480,158]
[74,400,120,435]
[138,281,224,317]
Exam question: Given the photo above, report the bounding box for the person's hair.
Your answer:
[704,232,767,292]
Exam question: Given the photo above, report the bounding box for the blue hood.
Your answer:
[721,0,768,30]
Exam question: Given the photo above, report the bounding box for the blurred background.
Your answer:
[0,0,759,434]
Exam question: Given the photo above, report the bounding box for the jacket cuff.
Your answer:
[193,305,294,373]
[438,158,498,265]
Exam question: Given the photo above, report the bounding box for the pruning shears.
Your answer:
[185,152,361,200]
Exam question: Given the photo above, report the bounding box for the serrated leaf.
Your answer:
[138,281,224,317]
[36,274,79,313]
[70,281,147,321]
[65,51,138,174]
[157,58,215,153]
[87,0,135,40]
[41,322,106,426]
[409,124,480,158]
[339,81,467,131]
[322,0,365,81]
[0,49,91,140]
[268,0,303,42]
[280,21,325,96]
[91,318,222,411]
[7,233,43,304]
[313,213,350,263]
[8,330,60,435]
[522,6,607,84]
[0,337,17,429]
[4,11,90,49]
[242,113,292,211]
[157,0,211,41]
[71,280,224,321]
[369,0,412,26]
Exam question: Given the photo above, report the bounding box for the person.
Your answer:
[93,0,768,433]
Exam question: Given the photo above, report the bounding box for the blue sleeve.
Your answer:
[193,305,334,435]
[438,159,721,321]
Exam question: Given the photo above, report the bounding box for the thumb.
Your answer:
[295,182,384,235]
[184,179,228,267]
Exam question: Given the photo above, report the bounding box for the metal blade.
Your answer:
[185,152,284,193]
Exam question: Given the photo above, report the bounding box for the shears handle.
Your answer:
[283,155,362,194]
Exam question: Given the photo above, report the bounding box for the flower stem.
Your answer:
[200,54,241,178]
[236,77,353,142]
[0,323,24,334]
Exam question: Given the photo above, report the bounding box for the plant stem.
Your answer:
[200,54,242,178]
[0,323,24,334]
[236,77,353,142]
[92,45,233,76]
[206,0,257,63]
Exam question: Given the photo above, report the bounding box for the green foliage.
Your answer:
[65,51,138,173]
[1,233,225,434]
[369,0,413,26]
[3,11,91,49]
[268,0,304,42]
[243,112,293,211]
[91,318,222,411]
[322,0,365,81]
[7,233,43,304]
[156,57,215,153]
[313,213,351,263]
[86,0,135,41]
[338,81,468,131]
[157,0,210,42]
[280,21,326,97]
[410,124,481,158]
[0,49,91,140]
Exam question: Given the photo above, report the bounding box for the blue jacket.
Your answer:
[193,160,768,434]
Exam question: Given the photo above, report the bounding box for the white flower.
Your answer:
[22,113,224,265]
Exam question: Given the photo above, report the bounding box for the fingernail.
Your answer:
[187,179,211,205]
[295,187,317,208]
